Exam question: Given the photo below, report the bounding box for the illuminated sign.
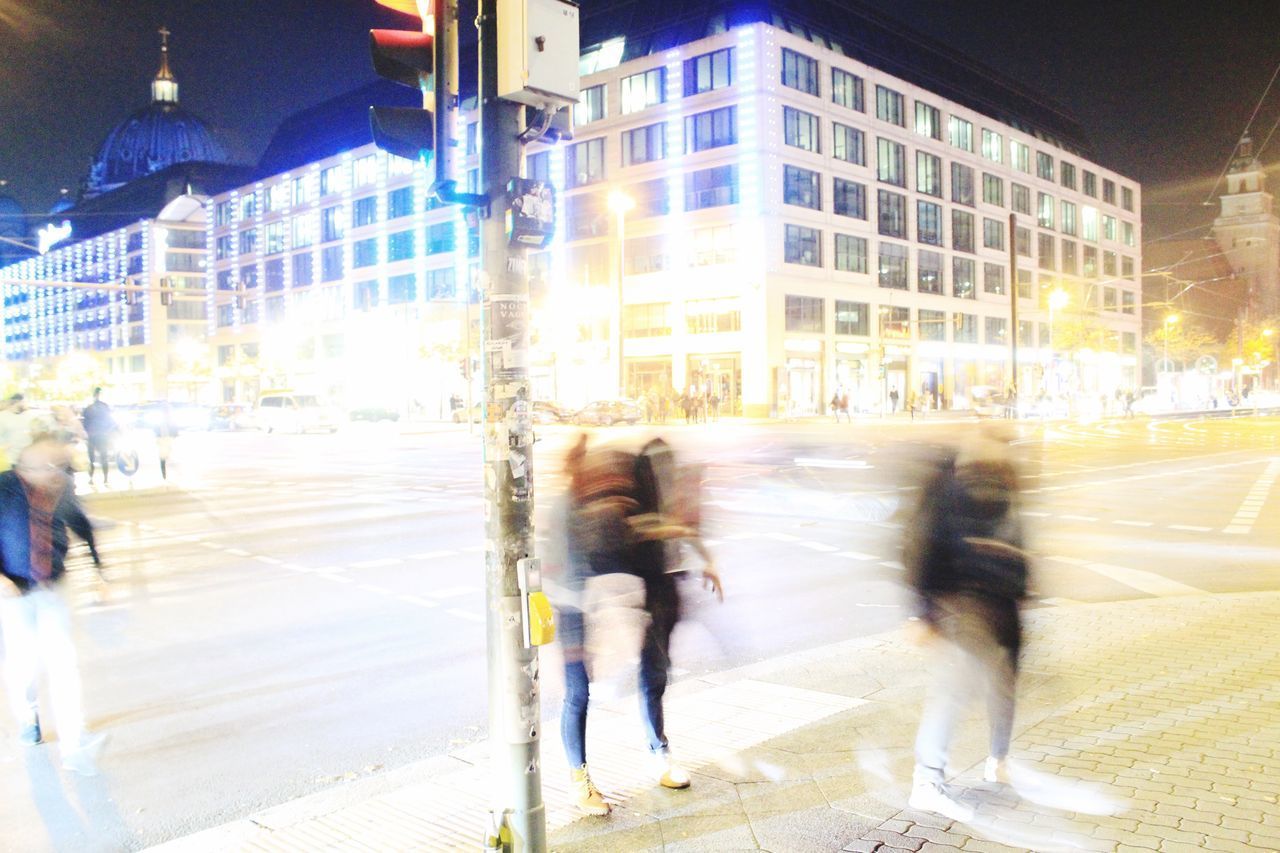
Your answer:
[37,220,73,255]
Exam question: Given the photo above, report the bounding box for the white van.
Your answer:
[255,391,341,434]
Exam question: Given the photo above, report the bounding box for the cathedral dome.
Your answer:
[84,28,228,198]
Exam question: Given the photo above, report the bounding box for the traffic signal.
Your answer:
[368,27,436,162]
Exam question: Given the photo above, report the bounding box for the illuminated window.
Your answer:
[784,225,821,267]
[388,187,414,219]
[983,218,1004,250]
[917,249,943,294]
[1062,239,1078,274]
[691,225,735,266]
[916,152,942,197]
[952,210,975,253]
[952,257,975,298]
[426,222,456,254]
[915,102,942,140]
[835,234,867,273]
[1037,192,1055,229]
[1011,183,1030,215]
[622,303,670,337]
[1038,232,1055,270]
[320,206,344,242]
[683,48,733,96]
[527,151,550,183]
[878,243,908,289]
[292,253,313,286]
[576,84,606,125]
[685,165,738,210]
[877,190,906,238]
[353,280,378,311]
[982,173,1003,206]
[566,193,609,240]
[949,117,973,152]
[263,221,285,255]
[620,67,665,114]
[783,165,821,210]
[1036,152,1053,181]
[1082,245,1098,276]
[292,177,308,207]
[917,201,943,246]
[831,68,864,111]
[387,230,414,262]
[1015,226,1031,257]
[832,123,864,165]
[1102,214,1116,241]
[388,273,416,304]
[320,164,344,197]
[264,259,284,292]
[918,308,945,341]
[985,316,1007,345]
[565,138,606,188]
[881,304,910,336]
[784,295,823,331]
[833,179,866,219]
[1060,201,1077,236]
[953,312,976,343]
[952,163,975,206]
[321,246,343,282]
[835,300,870,335]
[426,268,456,300]
[621,123,666,166]
[981,129,1003,163]
[877,138,906,187]
[353,196,378,228]
[684,105,737,152]
[632,178,670,218]
[783,107,821,153]
[875,85,904,126]
[983,262,1005,295]
[353,238,378,268]
[1011,141,1030,173]
[353,155,378,187]
[781,48,819,95]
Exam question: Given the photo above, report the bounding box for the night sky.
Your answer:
[2,0,1278,246]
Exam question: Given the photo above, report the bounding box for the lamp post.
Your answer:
[1265,328,1277,390]
[1047,288,1068,398]
[1162,313,1179,374]
[607,190,635,399]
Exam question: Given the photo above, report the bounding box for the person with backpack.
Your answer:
[901,426,1030,822]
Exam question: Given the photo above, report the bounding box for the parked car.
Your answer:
[572,400,642,426]
[532,401,566,425]
[349,406,401,423]
[255,391,342,434]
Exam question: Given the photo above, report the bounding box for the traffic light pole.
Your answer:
[477,0,545,848]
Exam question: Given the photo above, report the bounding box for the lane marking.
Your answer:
[430,586,478,600]
[1223,459,1280,535]
[359,584,392,595]
[409,550,458,560]
[350,557,403,570]
[799,541,839,552]
[1046,555,1204,597]
[398,595,438,608]
[1024,457,1266,495]
[1114,520,1153,528]
[254,555,283,566]
[878,560,904,571]
[1168,524,1213,533]
[1060,514,1098,522]
[223,548,251,557]
[1022,511,1051,518]
[447,608,484,623]
[837,551,878,561]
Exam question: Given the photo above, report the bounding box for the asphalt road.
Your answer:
[0,413,1277,851]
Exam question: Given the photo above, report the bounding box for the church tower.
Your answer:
[1211,136,1280,317]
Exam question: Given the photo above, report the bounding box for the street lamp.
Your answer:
[607,189,635,398]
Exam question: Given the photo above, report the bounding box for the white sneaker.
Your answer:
[909,780,974,822]
[62,732,107,777]
[651,750,691,789]
[983,756,1011,784]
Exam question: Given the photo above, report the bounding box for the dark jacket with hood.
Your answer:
[0,469,99,592]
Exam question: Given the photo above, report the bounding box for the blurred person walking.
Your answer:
[0,437,107,775]
[0,394,38,470]
[81,387,115,486]
[901,428,1029,822]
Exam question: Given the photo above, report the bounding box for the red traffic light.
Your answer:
[369,29,433,88]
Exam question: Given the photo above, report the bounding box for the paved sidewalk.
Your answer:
[149,591,1280,852]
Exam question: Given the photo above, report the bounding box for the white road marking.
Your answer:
[794,457,872,470]
[1223,459,1280,535]
[1046,555,1204,597]
[878,560,904,571]
[350,557,403,569]
[799,541,839,552]
[1060,514,1098,522]
[223,548,251,557]
[1114,520,1153,527]
[398,595,438,608]
[409,549,458,560]
[837,551,878,561]
[1022,511,1051,518]
[1167,524,1213,532]
[430,586,478,600]
[358,584,392,595]
[254,555,283,566]
[1040,597,1084,607]
[447,608,485,623]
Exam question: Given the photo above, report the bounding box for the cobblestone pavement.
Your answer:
[149,590,1280,851]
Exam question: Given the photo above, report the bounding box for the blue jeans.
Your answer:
[639,599,676,754]
[561,659,589,768]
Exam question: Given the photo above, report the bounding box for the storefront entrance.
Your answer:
[687,354,741,416]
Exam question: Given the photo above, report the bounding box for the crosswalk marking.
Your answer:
[350,557,403,570]
[1223,459,1280,535]
[1046,555,1204,597]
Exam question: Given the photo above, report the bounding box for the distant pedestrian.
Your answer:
[81,387,115,486]
[889,388,900,413]
[901,427,1030,822]
[0,437,107,775]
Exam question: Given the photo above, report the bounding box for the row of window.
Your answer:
[576,47,735,125]
[782,294,1138,352]
[622,297,743,337]
[213,270,470,328]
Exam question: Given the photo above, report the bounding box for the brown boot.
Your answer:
[570,765,611,815]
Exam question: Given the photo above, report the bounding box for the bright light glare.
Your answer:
[1048,289,1068,310]
[607,190,635,214]
[1164,314,1180,325]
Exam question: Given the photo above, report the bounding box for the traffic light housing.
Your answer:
[369,28,436,162]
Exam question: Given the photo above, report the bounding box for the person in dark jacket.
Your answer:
[0,437,106,775]
[81,386,115,486]
[901,428,1029,821]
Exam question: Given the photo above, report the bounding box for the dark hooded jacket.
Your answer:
[0,470,99,592]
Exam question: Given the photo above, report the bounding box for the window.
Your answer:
[952,257,975,298]
[215,235,232,260]
[465,122,478,155]
[292,252,313,286]
[833,178,866,219]
[217,304,234,327]
[781,48,819,95]
[783,107,821,152]
[1082,170,1097,197]
[1121,186,1134,212]
[388,186,414,219]
[1061,201,1077,236]
[685,164,738,210]
[1018,320,1034,347]
[834,300,870,335]
[426,222,456,253]
[832,123,865,165]
[1103,250,1117,276]
[264,259,284,291]
[918,308,946,341]
[239,229,257,255]
[952,210,975,253]
[1122,255,1135,277]
[1015,226,1031,257]
[1011,141,1030,173]
[264,222,285,255]
[918,249,944,294]
[982,173,1003,206]
[1037,192,1055,229]
[1061,162,1076,190]
[1038,232,1055,270]
[387,230,414,262]
[566,138,605,188]
[321,245,343,281]
[878,243,909,289]
[1122,221,1135,247]
[1102,178,1116,205]
[690,225,734,266]
[1082,245,1098,276]
[576,84,605,125]
[1082,206,1098,240]
[916,152,942,196]
[623,303,670,337]
[983,262,1005,295]
[877,138,906,186]
[353,237,378,268]
[566,193,609,240]
[784,224,821,266]
[952,163,975,206]
[388,273,416,304]
[626,234,670,273]
[320,164,344,196]
[683,47,732,95]
[215,201,232,227]
[834,234,867,273]
[353,196,378,228]
[917,201,943,246]
[527,151,550,183]
[981,129,1003,163]
[1102,214,1117,241]
[427,267,456,300]
[684,105,737,152]
[784,165,821,209]
[1036,152,1054,181]
[985,316,1007,345]
[953,312,977,343]
[321,205,344,242]
[1062,239,1078,274]
[633,177,670,218]
[1122,290,1135,314]
[785,295,824,332]
[983,218,1004,250]
[621,122,666,166]
[831,68,864,111]
[1011,183,1030,215]
[881,305,910,337]
[875,85,904,126]
[352,154,378,187]
[240,194,257,220]
[915,102,942,139]
[620,67,664,113]
[686,297,741,334]
[353,280,379,311]
[877,190,906,238]
[949,116,975,151]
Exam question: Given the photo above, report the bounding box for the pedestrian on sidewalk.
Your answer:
[81,387,115,487]
[889,387,900,413]
[901,426,1030,822]
[0,436,108,776]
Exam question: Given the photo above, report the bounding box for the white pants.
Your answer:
[1,585,86,755]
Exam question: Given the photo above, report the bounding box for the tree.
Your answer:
[1144,321,1218,367]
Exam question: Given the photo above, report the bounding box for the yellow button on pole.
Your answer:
[526,591,555,646]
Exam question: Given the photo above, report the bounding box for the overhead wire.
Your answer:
[1202,56,1280,204]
